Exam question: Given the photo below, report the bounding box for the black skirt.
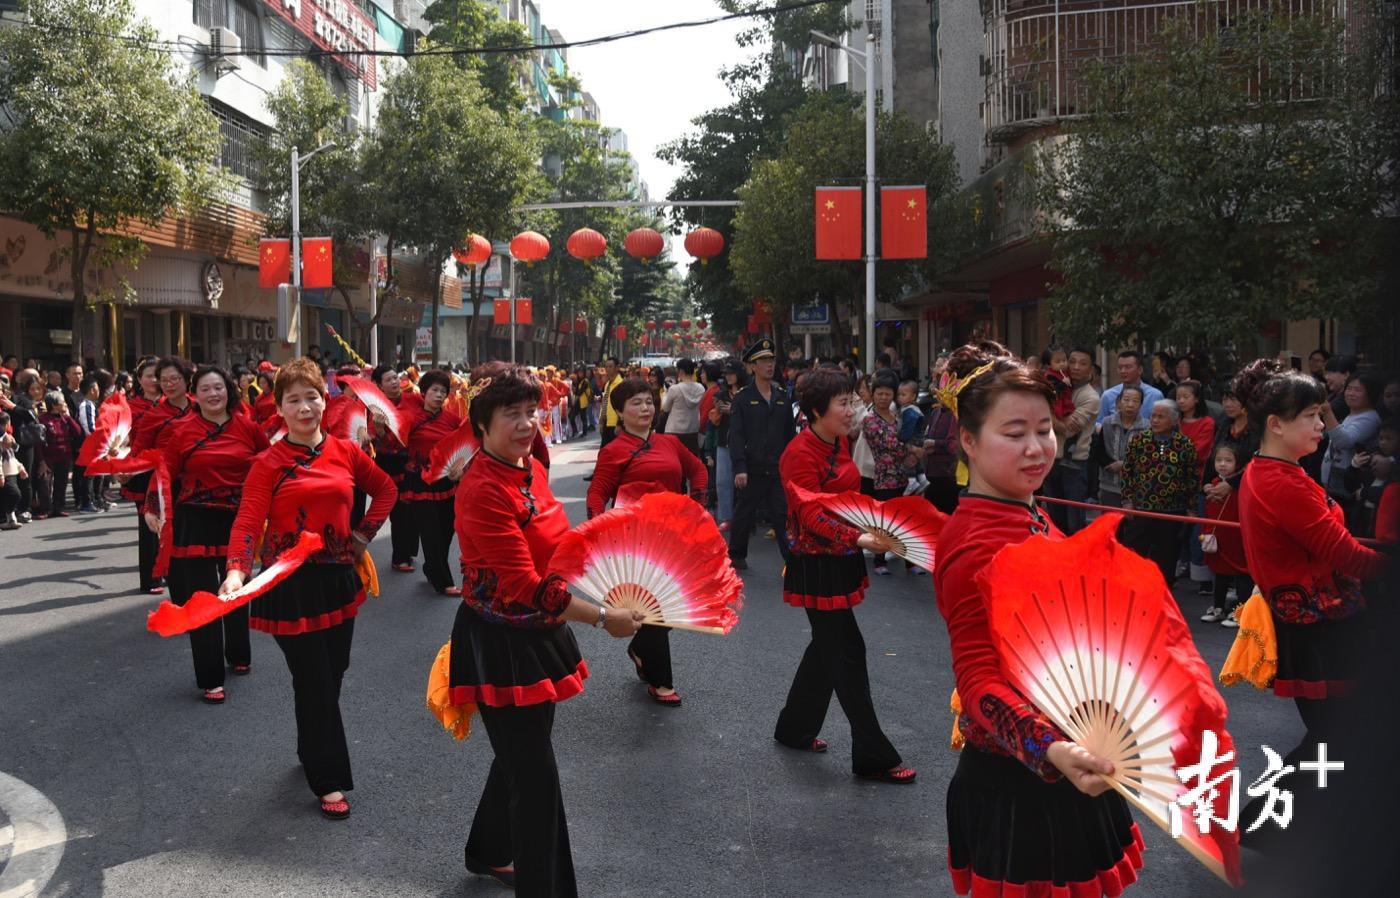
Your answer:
[167,505,235,601]
[1274,613,1368,700]
[946,746,1145,898]
[449,603,588,708]
[250,563,364,636]
[782,552,869,611]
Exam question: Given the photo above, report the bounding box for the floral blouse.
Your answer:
[861,408,905,491]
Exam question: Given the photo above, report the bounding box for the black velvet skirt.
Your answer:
[249,562,364,636]
[946,746,1145,898]
[782,552,869,610]
[1274,613,1368,700]
[167,505,234,603]
[448,602,588,708]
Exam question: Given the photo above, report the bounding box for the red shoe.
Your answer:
[647,686,682,707]
[392,562,414,572]
[319,797,351,820]
[857,765,917,785]
[718,520,732,532]
[438,585,462,597]
[202,688,225,704]
[231,664,251,676]
[147,586,165,595]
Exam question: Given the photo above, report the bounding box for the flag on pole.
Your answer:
[259,239,291,289]
[815,187,862,260]
[494,298,533,326]
[880,186,928,259]
[301,237,334,288]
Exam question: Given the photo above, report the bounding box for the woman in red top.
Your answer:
[251,371,278,427]
[402,369,462,594]
[369,364,422,572]
[122,359,163,591]
[450,363,642,894]
[933,343,1141,897]
[773,367,914,784]
[147,366,271,703]
[586,377,708,706]
[218,359,396,820]
[126,357,194,594]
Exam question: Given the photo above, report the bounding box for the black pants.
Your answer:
[628,625,673,689]
[389,499,419,566]
[168,554,249,690]
[774,608,901,775]
[466,701,578,898]
[729,465,789,562]
[273,618,355,797]
[1240,695,1352,853]
[413,497,456,590]
[1212,572,1255,613]
[37,458,70,514]
[599,425,616,448]
[1119,515,1184,588]
[923,477,960,515]
[72,462,89,507]
[0,477,20,520]
[136,505,162,591]
[15,445,36,513]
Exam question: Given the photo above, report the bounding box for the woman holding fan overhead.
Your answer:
[933,342,1143,897]
[403,369,462,595]
[450,362,642,895]
[773,367,914,785]
[587,376,708,706]
[127,357,194,594]
[218,358,396,820]
[147,365,269,704]
[368,364,421,572]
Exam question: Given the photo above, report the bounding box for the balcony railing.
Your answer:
[982,0,1355,146]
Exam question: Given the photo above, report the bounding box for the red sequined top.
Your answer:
[455,451,572,627]
[779,427,864,556]
[404,406,463,501]
[1239,455,1386,624]
[226,434,397,575]
[586,429,708,518]
[935,494,1068,781]
[148,411,271,513]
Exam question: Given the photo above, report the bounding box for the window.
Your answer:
[206,99,267,182]
[194,0,265,67]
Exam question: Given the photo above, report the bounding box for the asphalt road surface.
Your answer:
[0,434,1296,897]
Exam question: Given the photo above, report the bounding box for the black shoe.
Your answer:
[582,474,593,481]
[465,854,516,887]
[730,558,747,571]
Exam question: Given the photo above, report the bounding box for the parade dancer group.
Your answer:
[110,339,1390,898]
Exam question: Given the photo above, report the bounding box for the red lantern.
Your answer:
[566,228,607,264]
[684,227,725,265]
[644,321,657,331]
[623,227,664,263]
[615,325,627,341]
[662,319,675,330]
[453,234,492,269]
[679,319,690,330]
[696,319,707,331]
[509,231,549,266]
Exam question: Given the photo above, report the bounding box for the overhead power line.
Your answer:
[17,0,844,62]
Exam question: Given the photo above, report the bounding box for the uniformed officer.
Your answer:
[727,338,795,570]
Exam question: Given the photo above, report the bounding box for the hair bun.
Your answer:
[1231,357,1282,410]
[945,340,1013,379]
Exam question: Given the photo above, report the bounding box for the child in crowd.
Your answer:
[895,380,927,496]
[1201,443,1251,627]
[1041,347,1076,419]
[0,411,30,530]
[75,377,106,513]
[1350,418,1398,539]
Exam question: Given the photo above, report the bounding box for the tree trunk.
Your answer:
[68,227,91,365]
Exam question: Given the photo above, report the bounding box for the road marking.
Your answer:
[0,771,66,898]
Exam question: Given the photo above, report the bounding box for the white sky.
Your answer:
[535,1,754,264]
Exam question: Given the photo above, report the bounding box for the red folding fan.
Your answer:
[76,392,132,467]
[324,396,370,445]
[550,491,743,635]
[423,420,479,483]
[792,485,947,571]
[147,532,324,636]
[149,456,175,579]
[337,376,407,443]
[980,513,1243,887]
[82,447,160,477]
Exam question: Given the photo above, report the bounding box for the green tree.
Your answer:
[1032,4,1398,350]
[359,49,537,365]
[717,0,849,74]
[728,96,963,354]
[0,0,225,363]
[422,0,532,115]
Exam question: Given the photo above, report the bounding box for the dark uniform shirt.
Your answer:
[727,380,795,476]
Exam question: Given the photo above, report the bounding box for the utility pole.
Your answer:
[290,142,334,358]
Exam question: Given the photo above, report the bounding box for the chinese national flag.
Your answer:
[815,187,862,260]
[301,237,334,288]
[880,186,928,259]
[493,298,533,325]
[259,239,291,289]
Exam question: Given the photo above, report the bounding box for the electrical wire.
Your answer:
[16,0,842,62]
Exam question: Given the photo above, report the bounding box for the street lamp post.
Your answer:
[290,143,335,358]
[812,27,877,371]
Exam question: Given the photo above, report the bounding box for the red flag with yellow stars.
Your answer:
[815,186,862,260]
[302,237,334,289]
[259,239,290,289]
[880,186,927,259]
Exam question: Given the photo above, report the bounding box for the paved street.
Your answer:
[0,435,1292,898]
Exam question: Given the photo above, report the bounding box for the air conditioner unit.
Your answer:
[209,26,241,74]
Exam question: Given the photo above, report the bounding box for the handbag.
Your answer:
[1199,500,1226,553]
[17,420,46,448]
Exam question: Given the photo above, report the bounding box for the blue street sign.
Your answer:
[792,303,830,325]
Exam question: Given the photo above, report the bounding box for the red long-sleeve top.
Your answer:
[779,427,865,557]
[147,411,271,516]
[1239,456,1387,625]
[370,393,421,482]
[455,451,572,627]
[125,397,193,501]
[403,405,462,501]
[585,429,708,518]
[1377,483,1398,546]
[252,390,278,425]
[935,495,1067,782]
[226,434,397,575]
[698,384,720,434]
